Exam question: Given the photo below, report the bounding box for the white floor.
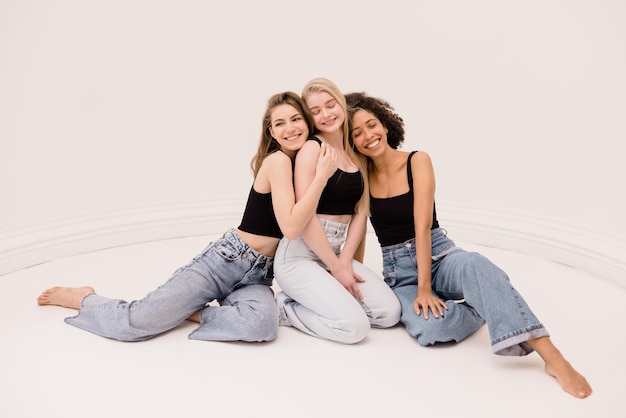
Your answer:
[1,234,624,418]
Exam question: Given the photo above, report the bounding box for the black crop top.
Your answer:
[307,137,364,215]
[369,151,439,246]
[238,186,282,238]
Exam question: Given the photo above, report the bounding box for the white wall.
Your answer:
[1,1,625,281]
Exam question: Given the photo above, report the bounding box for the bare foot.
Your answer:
[529,337,592,399]
[37,286,95,310]
[545,357,593,399]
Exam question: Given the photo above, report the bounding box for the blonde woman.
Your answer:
[273,78,400,344]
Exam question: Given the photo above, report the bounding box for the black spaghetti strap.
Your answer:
[307,136,323,145]
[407,151,419,190]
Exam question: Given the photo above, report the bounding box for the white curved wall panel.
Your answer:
[2,202,624,289]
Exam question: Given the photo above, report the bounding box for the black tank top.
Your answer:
[370,151,439,246]
[238,186,282,238]
[306,137,364,215]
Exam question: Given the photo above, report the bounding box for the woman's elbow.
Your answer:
[282,227,300,240]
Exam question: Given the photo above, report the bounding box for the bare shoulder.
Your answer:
[299,138,322,155]
[411,151,432,167]
[255,151,293,192]
[261,151,293,177]
[295,139,321,167]
[264,150,292,168]
[411,150,432,163]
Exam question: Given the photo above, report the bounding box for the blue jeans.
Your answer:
[274,218,401,344]
[381,228,549,356]
[65,229,278,342]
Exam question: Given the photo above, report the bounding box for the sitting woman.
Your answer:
[37,91,338,343]
[273,78,400,344]
[345,91,592,398]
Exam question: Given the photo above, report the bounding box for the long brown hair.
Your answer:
[250,91,314,177]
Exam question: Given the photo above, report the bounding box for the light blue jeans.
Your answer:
[381,228,549,356]
[65,229,278,342]
[274,218,401,344]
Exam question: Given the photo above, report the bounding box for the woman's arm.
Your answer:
[353,230,366,264]
[294,141,365,301]
[335,212,368,299]
[266,146,337,240]
[411,151,448,319]
[339,212,367,263]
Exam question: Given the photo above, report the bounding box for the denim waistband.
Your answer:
[227,229,274,270]
[380,228,448,253]
[317,217,349,236]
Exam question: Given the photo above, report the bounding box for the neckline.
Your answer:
[370,190,411,200]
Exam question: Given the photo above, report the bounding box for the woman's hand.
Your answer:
[330,259,365,302]
[413,293,448,319]
[315,142,338,180]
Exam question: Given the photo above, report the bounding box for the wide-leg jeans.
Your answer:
[381,228,549,356]
[65,229,278,342]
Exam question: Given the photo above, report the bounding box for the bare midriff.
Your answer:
[235,229,281,258]
[317,213,353,226]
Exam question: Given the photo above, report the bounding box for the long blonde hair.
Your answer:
[301,78,370,216]
[250,91,314,177]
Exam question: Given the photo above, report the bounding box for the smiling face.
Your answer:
[351,109,388,157]
[305,91,345,136]
[269,104,310,155]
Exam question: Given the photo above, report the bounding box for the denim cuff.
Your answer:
[492,326,550,356]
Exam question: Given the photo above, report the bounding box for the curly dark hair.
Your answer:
[345,92,405,149]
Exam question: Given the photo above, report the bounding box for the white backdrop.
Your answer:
[1,1,625,280]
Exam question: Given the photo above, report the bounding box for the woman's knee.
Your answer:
[404,302,483,346]
[338,314,370,344]
[372,300,401,329]
[443,251,507,286]
[404,317,446,345]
